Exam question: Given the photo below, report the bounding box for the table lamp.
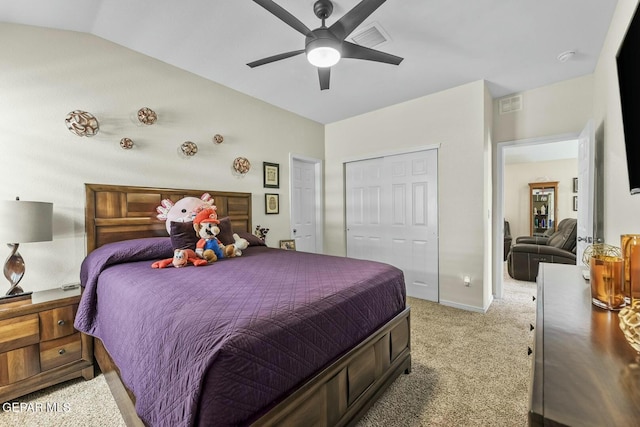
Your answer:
[0,197,53,300]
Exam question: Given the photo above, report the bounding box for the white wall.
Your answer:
[325,81,490,311]
[505,158,578,239]
[592,0,640,243]
[0,23,324,293]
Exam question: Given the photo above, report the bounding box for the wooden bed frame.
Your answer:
[84,183,411,427]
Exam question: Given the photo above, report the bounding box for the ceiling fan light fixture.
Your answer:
[307,46,341,67]
[306,28,342,68]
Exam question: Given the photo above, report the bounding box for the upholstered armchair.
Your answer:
[507,218,577,282]
[503,221,512,261]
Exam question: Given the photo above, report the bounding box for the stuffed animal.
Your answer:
[223,233,249,257]
[156,193,214,234]
[254,225,269,241]
[151,248,207,268]
[193,208,225,262]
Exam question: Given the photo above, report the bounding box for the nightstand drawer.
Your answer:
[0,344,40,386]
[39,304,77,341]
[0,314,39,353]
[39,332,82,371]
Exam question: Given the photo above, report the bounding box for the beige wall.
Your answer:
[325,81,490,311]
[493,75,594,143]
[593,0,640,243]
[505,159,578,240]
[492,75,594,292]
[0,23,324,293]
[483,84,494,308]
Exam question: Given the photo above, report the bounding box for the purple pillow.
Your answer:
[217,217,235,246]
[170,221,198,250]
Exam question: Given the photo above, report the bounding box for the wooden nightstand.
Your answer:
[0,287,93,403]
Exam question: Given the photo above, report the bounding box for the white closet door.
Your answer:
[346,157,386,262]
[346,149,439,301]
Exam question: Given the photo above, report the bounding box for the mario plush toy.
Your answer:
[193,208,225,263]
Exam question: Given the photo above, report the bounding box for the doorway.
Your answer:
[496,133,580,298]
[290,155,323,253]
[345,148,439,301]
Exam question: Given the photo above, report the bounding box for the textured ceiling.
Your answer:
[0,0,618,124]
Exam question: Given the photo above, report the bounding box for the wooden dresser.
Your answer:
[529,263,640,426]
[0,288,93,403]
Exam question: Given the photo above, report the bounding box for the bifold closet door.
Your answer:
[346,149,438,301]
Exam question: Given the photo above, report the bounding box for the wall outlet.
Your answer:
[463,276,471,287]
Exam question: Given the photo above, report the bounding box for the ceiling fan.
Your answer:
[247,0,403,90]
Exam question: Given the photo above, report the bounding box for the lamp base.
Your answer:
[0,291,32,305]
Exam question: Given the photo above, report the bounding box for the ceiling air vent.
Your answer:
[499,94,523,114]
[349,22,389,48]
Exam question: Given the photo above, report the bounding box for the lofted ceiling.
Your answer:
[0,0,618,124]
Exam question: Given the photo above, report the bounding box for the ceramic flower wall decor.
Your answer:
[65,110,99,137]
[180,141,198,157]
[137,107,157,125]
[233,157,251,174]
[120,138,134,149]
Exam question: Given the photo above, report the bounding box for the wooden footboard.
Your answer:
[94,307,411,427]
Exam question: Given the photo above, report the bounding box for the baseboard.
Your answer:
[439,299,487,313]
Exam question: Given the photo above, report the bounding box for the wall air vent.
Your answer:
[499,94,523,114]
[349,22,389,48]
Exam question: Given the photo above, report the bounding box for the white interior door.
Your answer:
[291,158,318,253]
[577,120,595,266]
[346,149,439,301]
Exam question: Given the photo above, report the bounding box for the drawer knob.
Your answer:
[58,348,66,355]
[58,319,65,326]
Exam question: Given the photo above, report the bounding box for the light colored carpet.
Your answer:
[2,266,535,427]
[358,267,536,426]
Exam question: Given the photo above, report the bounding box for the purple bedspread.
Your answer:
[74,238,406,426]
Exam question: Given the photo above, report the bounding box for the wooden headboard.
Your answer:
[85,184,252,254]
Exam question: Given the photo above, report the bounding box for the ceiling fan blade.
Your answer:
[318,67,330,90]
[253,0,312,36]
[329,0,387,40]
[342,41,403,65]
[247,50,305,68]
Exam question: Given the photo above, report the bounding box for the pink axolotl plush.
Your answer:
[156,193,214,233]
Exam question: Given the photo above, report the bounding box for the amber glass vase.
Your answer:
[590,255,626,310]
[621,234,640,303]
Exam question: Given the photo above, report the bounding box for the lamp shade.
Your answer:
[0,200,53,244]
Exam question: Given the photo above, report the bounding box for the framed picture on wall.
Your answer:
[265,193,279,214]
[573,196,578,211]
[572,177,578,193]
[263,162,280,188]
